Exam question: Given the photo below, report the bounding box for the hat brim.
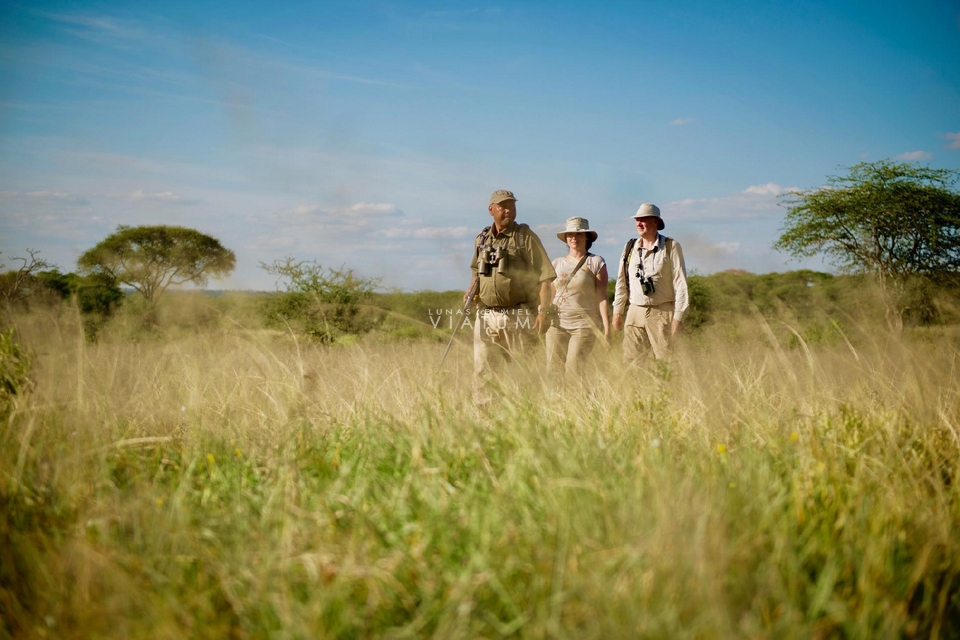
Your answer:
[557,230,599,242]
[631,216,665,231]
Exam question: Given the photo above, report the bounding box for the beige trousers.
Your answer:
[623,303,673,362]
[473,307,538,404]
[545,325,596,378]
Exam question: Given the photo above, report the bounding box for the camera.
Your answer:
[478,246,507,276]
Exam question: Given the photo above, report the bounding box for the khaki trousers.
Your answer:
[623,303,673,362]
[473,307,538,404]
[545,325,596,379]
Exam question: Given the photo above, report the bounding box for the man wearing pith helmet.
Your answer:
[611,203,689,362]
[465,189,556,404]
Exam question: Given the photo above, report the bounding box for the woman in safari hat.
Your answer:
[546,216,610,379]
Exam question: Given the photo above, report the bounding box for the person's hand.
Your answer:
[534,310,549,334]
[463,279,477,304]
[612,313,623,331]
[671,319,683,337]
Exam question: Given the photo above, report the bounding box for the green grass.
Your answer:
[1,304,959,638]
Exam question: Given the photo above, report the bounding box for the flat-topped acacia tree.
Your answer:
[775,161,960,332]
[78,225,236,306]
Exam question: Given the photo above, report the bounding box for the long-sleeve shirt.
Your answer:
[612,234,689,323]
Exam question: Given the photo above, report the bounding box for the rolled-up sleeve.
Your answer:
[612,243,629,316]
[671,241,689,322]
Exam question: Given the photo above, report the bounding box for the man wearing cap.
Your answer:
[612,203,689,362]
[465,189,556,403]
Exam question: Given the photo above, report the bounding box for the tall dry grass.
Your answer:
[2,302,959,638]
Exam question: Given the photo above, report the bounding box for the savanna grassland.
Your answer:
[2,282,960,639]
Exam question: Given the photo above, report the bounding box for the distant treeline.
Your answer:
[375,270,960,334]
[3,266,959,345]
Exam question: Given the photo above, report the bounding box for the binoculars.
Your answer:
[477,246,508,276]
[640,276,655,296]
[635,265,656,295]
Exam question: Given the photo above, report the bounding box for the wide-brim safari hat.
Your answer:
[631,203,664,230]
[557,216,598,242]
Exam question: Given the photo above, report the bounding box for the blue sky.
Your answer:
[2,0,958,291]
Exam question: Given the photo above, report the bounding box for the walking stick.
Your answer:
[440,278,479,365]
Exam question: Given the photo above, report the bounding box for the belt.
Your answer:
[628,301,675,310]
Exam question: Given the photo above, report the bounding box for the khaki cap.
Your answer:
[556,216,598,243]
[631,203,664,230]
[489,189,517,205]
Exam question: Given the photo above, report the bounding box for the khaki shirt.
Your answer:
[612,234,689,323]
[472,223,556,308]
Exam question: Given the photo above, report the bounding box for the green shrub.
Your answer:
[260,259,384,343]
[36,269,123,316]
[0,328,31,417]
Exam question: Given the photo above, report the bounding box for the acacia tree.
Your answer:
[0,249,52,308]
[78,225,236,306]
[774,161,960,331]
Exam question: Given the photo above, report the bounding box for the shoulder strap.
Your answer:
[622,238,637,298]
[555,253,589,302]
[475,226,491,253]
[570,254,588,279]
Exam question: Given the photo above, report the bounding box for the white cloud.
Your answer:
[712,241,741,254]
[348,202,403,217]
[263,236,296,249]
[272,201,403,225]
[373,226,470,239]
[291,204,319,216]
[669,117,695,126]
[674,234,747,272]
[25,190,71,198]
[0,189,90,206]
[895,150,932,161]
[665,182,798,221]
[743,183,789,196]
[944,132,960,150]
[532,223,555,237]
[129,189,187,203]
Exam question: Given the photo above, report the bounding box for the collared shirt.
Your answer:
[472,222,556,308]
[612,234,689,322]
